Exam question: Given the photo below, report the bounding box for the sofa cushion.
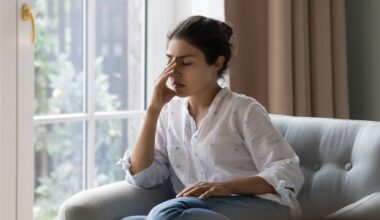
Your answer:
[270,115,380,219]
[325,192,380,219]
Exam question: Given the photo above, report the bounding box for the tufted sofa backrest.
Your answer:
[270,114,380,219]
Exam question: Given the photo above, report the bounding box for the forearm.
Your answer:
[129,107,161,175]
[222,176,276,195]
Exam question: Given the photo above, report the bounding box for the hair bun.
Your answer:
[219,22,233,41]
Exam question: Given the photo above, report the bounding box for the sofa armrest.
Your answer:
[324,192,380,220]
[58,180,175,220]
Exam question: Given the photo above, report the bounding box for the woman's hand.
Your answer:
[148,58,177,111]
[176,181,233,200]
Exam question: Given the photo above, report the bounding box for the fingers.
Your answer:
[176,183,194,197]
[184,186,207,197]
[176,182,232,200]
[156,69,174,87]
[176,181,202,197]
[176,182,207,198]
[156,57,177,80]
[154,65,177,89]
[199,189,213,200]
[166,57,177,69]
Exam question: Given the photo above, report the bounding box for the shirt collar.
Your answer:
[184,86,230,115]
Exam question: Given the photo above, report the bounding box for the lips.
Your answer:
[173,82,185,87]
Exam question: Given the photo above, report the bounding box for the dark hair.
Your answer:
[167,15,234,78]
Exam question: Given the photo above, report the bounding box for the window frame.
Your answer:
[0,0,19,219]
[32,0,148,190]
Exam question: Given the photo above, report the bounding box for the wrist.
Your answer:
[219,180,235,194]
[147,105,162,117]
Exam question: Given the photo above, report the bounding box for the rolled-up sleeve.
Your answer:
[242,103,304,198]
[118,106,170,188]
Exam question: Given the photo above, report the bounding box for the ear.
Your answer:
[213,56,225,73]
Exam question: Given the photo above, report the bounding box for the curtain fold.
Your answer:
[225,0,349,118]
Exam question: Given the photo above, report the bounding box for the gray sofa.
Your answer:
[58,115,380,220]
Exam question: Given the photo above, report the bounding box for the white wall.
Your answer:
[192,0,224,21]
[346,0,380,121]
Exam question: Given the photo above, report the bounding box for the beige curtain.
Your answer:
[225,0,349,118]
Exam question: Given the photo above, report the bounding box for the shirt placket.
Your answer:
[187,115,207,181]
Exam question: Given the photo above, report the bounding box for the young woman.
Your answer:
[119,16,304,220]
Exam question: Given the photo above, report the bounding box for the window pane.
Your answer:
[94,116,143,186]
[34,122,83,219]
[95,0,144,111]
[34,0,84,115]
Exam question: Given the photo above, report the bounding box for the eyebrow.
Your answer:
[166,54,196,59]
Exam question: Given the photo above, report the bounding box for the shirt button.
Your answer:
[176,164,181,168]
[312,163,321,171]
[345,162,352,171]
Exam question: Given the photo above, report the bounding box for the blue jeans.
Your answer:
[122,195,291,220]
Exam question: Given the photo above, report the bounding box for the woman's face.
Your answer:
[166,38,222,97]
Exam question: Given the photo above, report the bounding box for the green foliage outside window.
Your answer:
[34,0,126,219]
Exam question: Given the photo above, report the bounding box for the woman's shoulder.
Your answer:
[225,91,271,124]
[227,90,268,113]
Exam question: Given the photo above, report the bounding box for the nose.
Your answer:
[172,67,181,78]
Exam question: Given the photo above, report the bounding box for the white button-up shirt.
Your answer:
[119,87,304,219]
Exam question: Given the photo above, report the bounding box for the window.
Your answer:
[33,0,146,218]
[32,0,225,219]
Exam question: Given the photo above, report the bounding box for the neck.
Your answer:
[188,83,222,115]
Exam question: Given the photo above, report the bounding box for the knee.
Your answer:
[147,199,188,220]
[147,204,176,220]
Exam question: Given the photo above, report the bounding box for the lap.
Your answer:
[149,195,290,220]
